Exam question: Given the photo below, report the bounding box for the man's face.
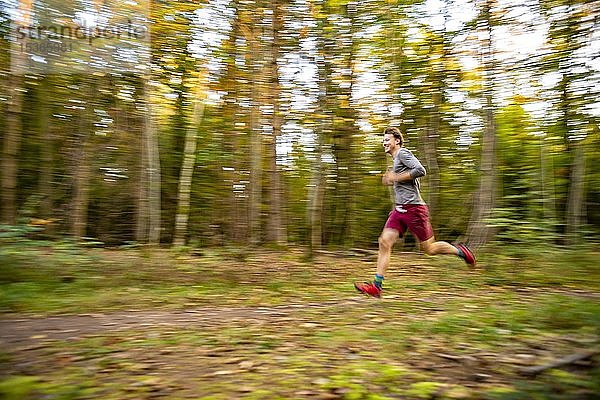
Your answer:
[382,133,399,154]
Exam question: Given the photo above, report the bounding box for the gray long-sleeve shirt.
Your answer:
[392,148,426,205]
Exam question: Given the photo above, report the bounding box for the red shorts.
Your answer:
[384,204,434,242]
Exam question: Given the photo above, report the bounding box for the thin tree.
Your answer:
[71,80,94,239]
[265,0,287,245]
[144,80,162,245]
[466,0,499,248]
[173,74,206,246]
[248,7,265,245]
[136,78,162,245]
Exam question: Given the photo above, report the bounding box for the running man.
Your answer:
[355,127,476,298]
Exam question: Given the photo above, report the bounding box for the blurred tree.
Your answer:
[247,5,264,245]
[139,79,162,245]
[308,0,363,247]
[465,0,500,248]
[38,76,54,223]
[540,0,597,243]
[173,72,206,246]
[306,0,332,253]
[70,80,95,239]
[2,0,33,224]
[217,0,246,243]
[265,0,287,245]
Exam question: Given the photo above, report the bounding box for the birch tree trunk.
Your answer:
[173,80,205,246]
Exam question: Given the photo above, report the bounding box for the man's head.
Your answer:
[382,127,403,155]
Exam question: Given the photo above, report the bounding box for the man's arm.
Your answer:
[382,149,426,185]
[382,170,412,185]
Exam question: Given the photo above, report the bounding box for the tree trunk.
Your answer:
[326,2,360,246]
[136,80,162,245]
[146,84,162,245]
[266,131,285,245]
[2,74,23,225]
[421,93,441,225]
[136,93,149,243]
[467,100,498,248]
[539,135,556,223]
[223,2,247,244]
[266,0,286,245]
[71,160,91,239]
[565,141,586,244]
[38,77,54,221]
[466,0,498,248]
[173,80,205,246]
[307,22,331,254]
[308,136,326,253]
[71,95,93,239]
[249,108,262,244]
[332,129,355,245]
[2,0,33,224]
[248,18,263,245]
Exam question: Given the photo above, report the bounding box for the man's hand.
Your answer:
[382,170,411,185]
[382,170,397,185]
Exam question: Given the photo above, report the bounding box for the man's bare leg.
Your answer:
[420,237,476,266]
[376,228,400,276]
[419,237,458,256]
[355,228,399,297]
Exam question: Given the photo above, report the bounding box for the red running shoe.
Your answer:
[354,281,382,298]
[456,243,476,267]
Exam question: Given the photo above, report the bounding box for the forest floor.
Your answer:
[0,243,599,399]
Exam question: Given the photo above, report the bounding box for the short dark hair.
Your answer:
[384,127,404,146]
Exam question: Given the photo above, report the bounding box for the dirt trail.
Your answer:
[3,286,597,348]
[1,292,598,399]
[0,298,368,347]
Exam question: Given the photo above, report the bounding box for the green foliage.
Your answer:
[484,368,600,400]
[0,376,40,400]
[487,207,560,245]
[405,382,443,399]
[0,375,97,400]
[0,224,43,240]
[320,362,397,400]
[526,295,600,330]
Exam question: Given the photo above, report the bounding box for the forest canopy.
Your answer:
[1,0,599,248]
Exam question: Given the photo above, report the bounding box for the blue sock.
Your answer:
[455,246,465,259]
[374,274,384,288]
